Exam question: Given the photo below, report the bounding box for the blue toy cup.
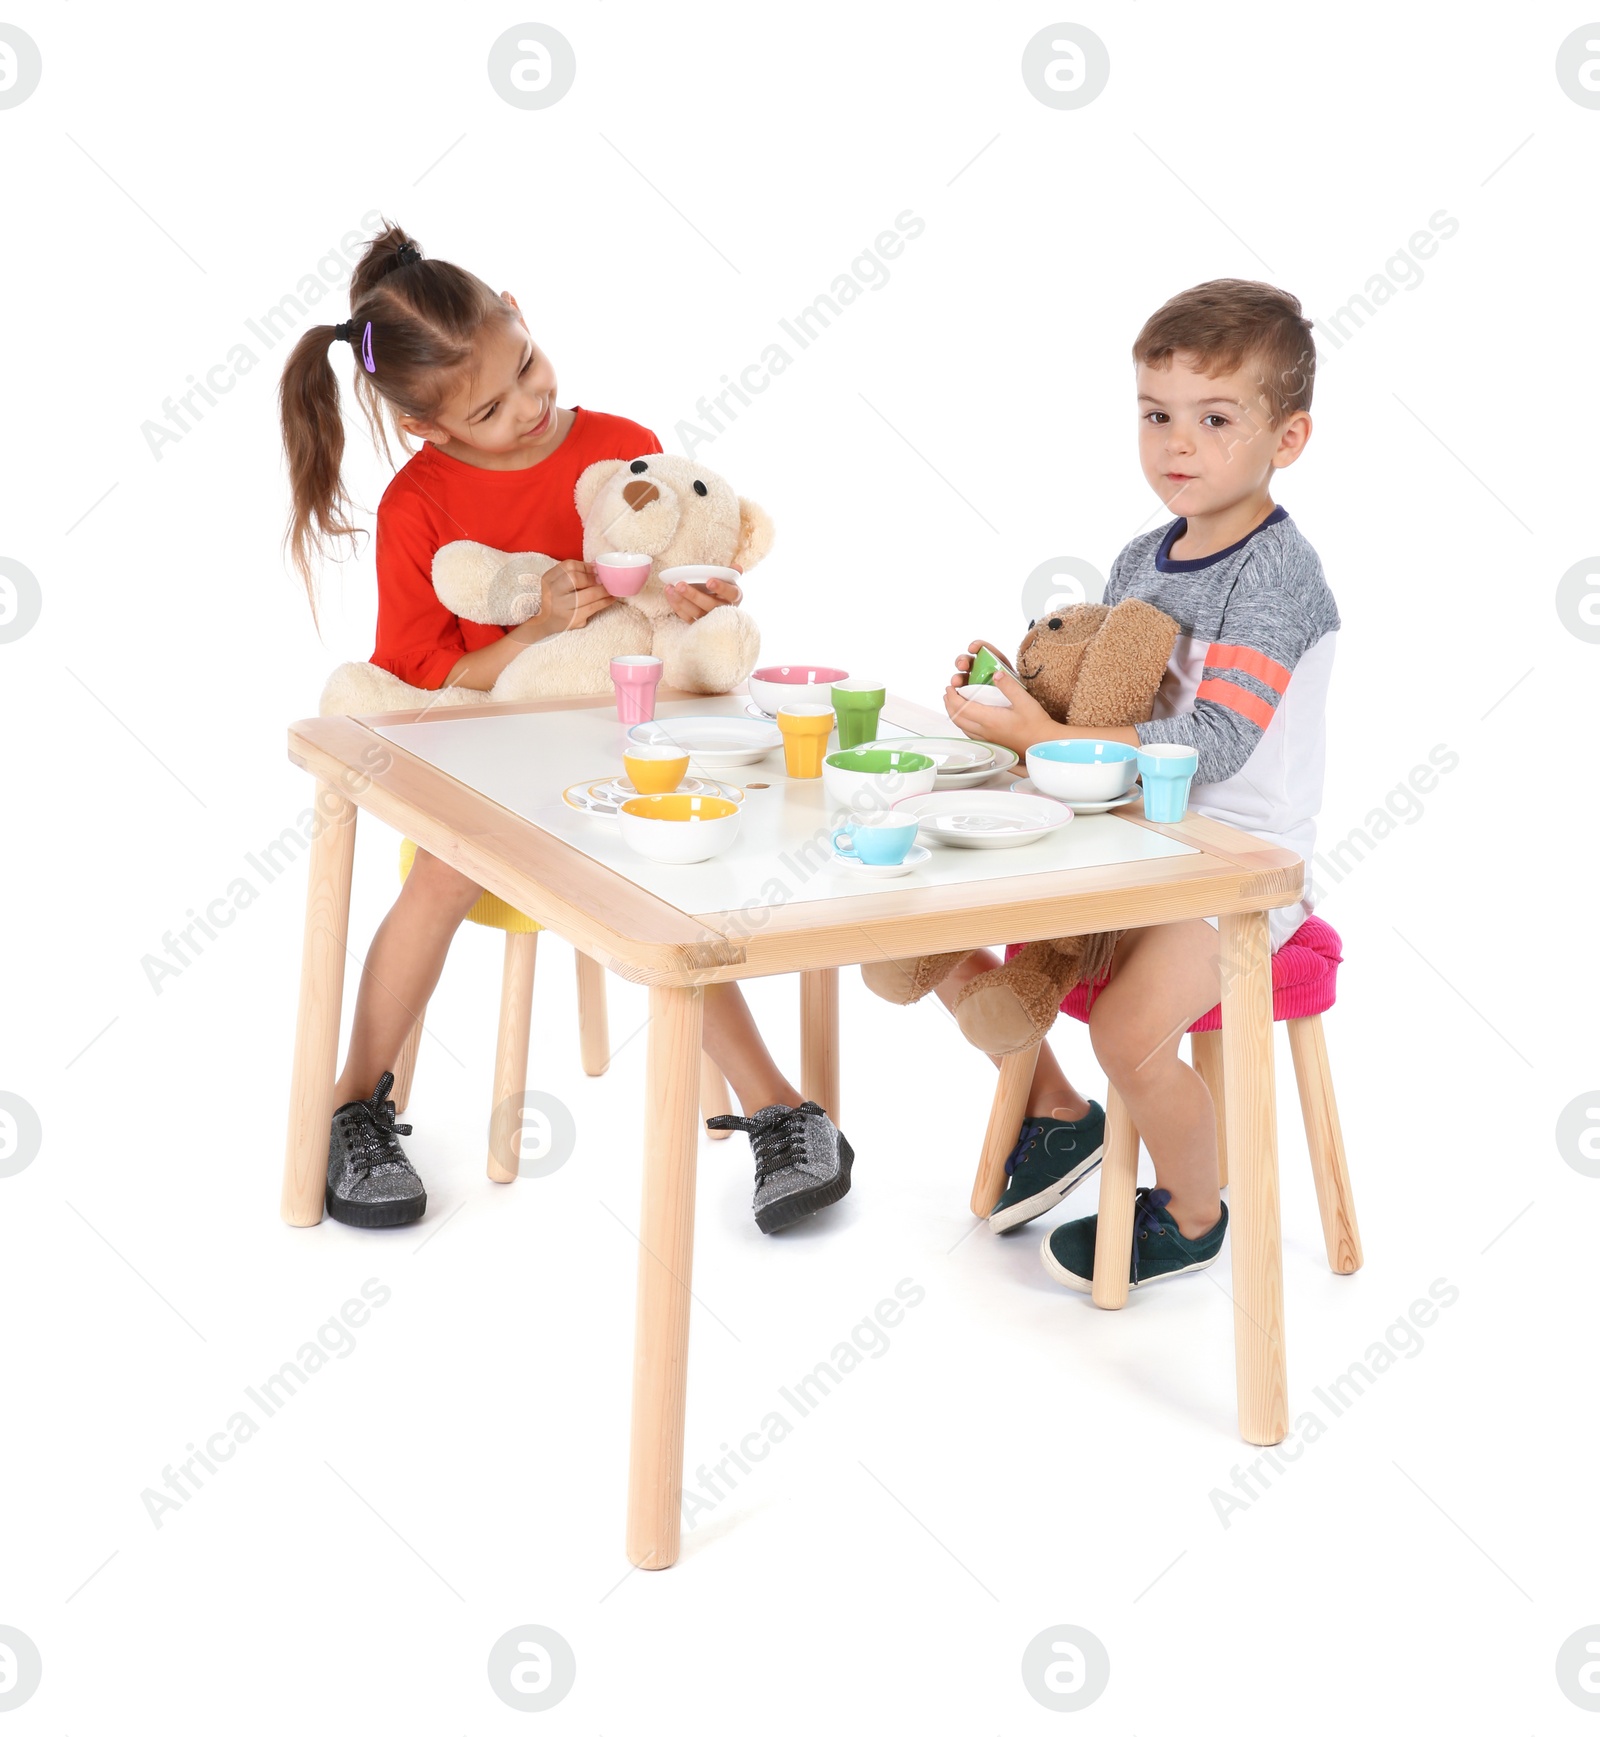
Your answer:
[832,816,919,866]
[1136,744,1199,822]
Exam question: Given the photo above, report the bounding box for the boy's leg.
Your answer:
[1087,919,1224,1239]
[934,950,1106,1231]
[332,849,483,1106]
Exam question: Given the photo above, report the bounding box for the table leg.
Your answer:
[280,784,358,1226]
[970,1044,1038,1218]
[800,968,840,1124]
[626,983,704,1570]
[1219,910,1288,1444]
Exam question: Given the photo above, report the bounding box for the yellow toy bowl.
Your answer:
[617,793,742,864]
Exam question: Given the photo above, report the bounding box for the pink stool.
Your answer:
[971,916,1362,1281]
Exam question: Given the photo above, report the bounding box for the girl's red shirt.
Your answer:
[371,406,661,691]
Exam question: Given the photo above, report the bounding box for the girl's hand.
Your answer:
[943,662,1059,756]
[536,559,617,635]
[663,573,742,623]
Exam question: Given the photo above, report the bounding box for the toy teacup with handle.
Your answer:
[832,815,920,867]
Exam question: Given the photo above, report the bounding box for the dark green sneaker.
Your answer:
[1040,1187,1228,1292]
[987,1103,1106,1233]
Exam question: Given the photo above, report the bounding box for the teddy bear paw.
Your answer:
[658,604,761,694]
[950,965,1065,1055]
[860,952,969,1006]
[431,541,553,626]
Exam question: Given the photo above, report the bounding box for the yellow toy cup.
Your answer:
[623,743,691,794]
[776,703,834,778]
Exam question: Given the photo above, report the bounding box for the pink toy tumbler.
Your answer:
[610,654,663,726]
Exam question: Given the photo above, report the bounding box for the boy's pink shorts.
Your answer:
[1003,914,1343,1034]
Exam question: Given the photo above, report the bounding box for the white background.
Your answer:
[3,1,1597,1729]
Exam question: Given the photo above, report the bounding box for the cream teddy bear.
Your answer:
[321,453,772,716]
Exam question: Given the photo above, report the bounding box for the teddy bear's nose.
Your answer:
[623,479,660,511]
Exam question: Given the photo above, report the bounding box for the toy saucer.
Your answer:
[658,564,741,588]
[563,775,745,817]
[1008,777,1141,813]
[824,843,932,879]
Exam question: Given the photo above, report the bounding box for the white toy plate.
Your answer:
[855,736,1017,788]
[626,715,783,768]
[892,789,1072,849]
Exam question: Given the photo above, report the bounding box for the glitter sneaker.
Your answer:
[326,1071,427,1228]
[705,1099,854,1233]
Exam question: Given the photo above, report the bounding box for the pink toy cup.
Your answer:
[610,654,663,725]
[595,552,652,598]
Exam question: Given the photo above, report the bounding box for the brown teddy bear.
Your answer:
[861,596,1179,1054]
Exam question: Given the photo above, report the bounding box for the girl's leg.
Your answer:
[933,950,1092,1121]
[1086,919,1224,1239]
[701,983,800,1114]
[331,850,483,1106]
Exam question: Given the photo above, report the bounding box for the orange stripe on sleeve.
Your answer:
[1206,641,1292,694]
[1196,676,1276,730]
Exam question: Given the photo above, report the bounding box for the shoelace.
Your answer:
[706,1101,823,1179]
[344,1071,414,1180]
[1131,1185,1173,1282]
[1004,1122,1042,1178]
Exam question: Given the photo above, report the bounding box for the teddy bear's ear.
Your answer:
[733,497,775,572]
[575,458,627,521]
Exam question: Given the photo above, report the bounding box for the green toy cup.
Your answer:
[967,644,1016,687]
[830,680,887,750]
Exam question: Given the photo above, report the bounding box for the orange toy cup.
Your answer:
[623,744,692,794]
[776,703,834,778]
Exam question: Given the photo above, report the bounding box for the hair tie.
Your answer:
[331,319,376,373]
[395,242,421,267]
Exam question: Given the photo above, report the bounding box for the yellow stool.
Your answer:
[394,838,615,1181]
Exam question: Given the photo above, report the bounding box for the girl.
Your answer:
[279,223,852,1233]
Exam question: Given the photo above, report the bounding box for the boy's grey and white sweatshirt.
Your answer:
[1105,505,1339,946]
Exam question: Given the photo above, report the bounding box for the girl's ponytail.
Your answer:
[279,322,355,618]
[277,221,511,621]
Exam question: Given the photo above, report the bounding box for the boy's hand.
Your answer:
[943,649,1060,755]
[663,572,742,623]
[949,639,1006,688]
[538,559,617,634]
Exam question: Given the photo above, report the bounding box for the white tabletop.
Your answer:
[374,696,1197,918]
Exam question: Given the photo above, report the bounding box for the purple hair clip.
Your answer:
[361,321,375,374]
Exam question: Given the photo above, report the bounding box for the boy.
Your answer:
[940,278,1337,1290]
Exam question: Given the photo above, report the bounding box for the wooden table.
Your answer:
[282,689,1304,1568]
